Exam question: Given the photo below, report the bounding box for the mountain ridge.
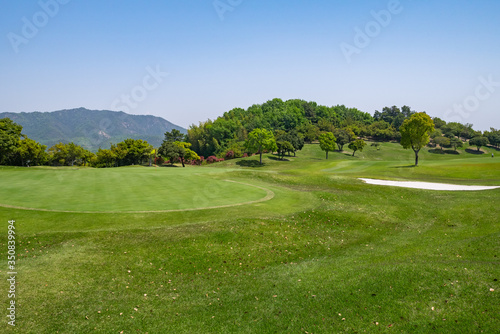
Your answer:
[0,108,186,152]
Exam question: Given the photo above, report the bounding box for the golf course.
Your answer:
[1,141,499,333]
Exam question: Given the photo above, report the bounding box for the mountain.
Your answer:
[0,108,186,152]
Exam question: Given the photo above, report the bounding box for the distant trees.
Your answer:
[484,128,500,148]
[400,112,435,166]
[246,128,277,164]
[469,136,489,152]
[48,142,92,166]
[318,132,336,159]
[348,139,366,156]
[434,136,450,152]
[449,137,463,151]
[275,129,304,157]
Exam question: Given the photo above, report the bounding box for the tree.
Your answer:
[400,112,435,166]
[164,129,185,143]
[449,137,463,151]
[175,141,200,167]
[17,138,48,166]
[300,123,320,143]
[158,141,199,167]
[246,128,277,164]
[469,136,489,152]
[275,129,304,157]
[318,132,336,159]
[348,139,366,156]
[0,118,23,165]
[334,128,355,151]
[116,139,153,165]
[158,142,183,166]
[371,142,381,150]
[94,148,116,168]
[434,136,450,152]
[276,141,294,160]
[48,142,87,166]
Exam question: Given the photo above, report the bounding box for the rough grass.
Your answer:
[0,142,499,333]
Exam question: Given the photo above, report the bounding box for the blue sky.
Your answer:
[1,0,499,131]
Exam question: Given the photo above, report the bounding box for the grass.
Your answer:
[0,142,499,333]
[0,167,271,212]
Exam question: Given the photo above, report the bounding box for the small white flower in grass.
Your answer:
[490,288,495,292]
[431,307,435,311]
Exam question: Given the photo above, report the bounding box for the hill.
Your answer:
[0,108,185,152]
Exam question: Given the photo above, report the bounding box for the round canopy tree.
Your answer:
[400,112,435,166]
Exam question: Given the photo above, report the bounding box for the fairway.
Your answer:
[0,167,271,212]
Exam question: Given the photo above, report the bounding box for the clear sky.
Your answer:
[1,0,499,131]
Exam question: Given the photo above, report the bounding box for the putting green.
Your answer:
[0,167,272,212]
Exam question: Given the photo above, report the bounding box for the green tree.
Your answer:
[246,128,277,165]
[116,139,153,165]
[334,128,355,151]
[399,112,435,166]
[175,141,200,167]
[434,136,450,152]
[158,142,183,166]
[449,137,463,151]
[300,123,320,143]
[276,141,294,160]
[469,136,489,152]
[348,139,366,156]
[0,118,23,165]
[164,129,185,142]
[158,141,199,167]
[17,138,48,166]
[318,132,336,159]
[48,142,87,166]
[94,148,116,167]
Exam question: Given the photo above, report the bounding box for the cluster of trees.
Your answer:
[0,117,158,168]
[187,98,374,159]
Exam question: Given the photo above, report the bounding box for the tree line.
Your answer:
[1,98,499,167]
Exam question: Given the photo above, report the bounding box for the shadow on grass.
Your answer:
[268,156,290,161]
[428,149,460,155]
[466,148,485,154]
[236,160,265,168]
[390,165,417,169]
[487,145,500,151]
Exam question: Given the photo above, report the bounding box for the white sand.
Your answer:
[359,178,500,191]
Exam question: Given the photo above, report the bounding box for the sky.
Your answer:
[1,0,499,131]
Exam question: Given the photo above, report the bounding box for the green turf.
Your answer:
[0,167,271,212]
[0,142,499,333]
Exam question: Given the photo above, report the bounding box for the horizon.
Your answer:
[1,1,499,131]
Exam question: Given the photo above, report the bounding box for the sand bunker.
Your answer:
[359,178,500,191]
